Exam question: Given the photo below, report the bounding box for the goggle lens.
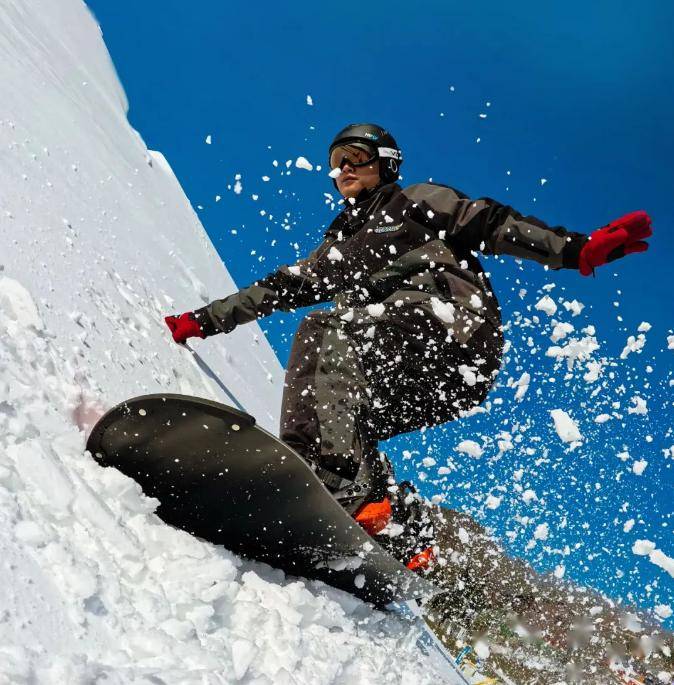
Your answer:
[329,143,378,171]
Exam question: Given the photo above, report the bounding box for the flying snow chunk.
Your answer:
[513,372,530,401]
[628,395,648,415]
[306,94,313,106]
[327,246,343,262]
[295,156,313,171]
[632,459,648,475]
[366,303,385,318]
[328,167,341,179]
[584,360,603,383]
[550,321,574,343]
[650,550,674,578]
[497,434,514,452]
[233,179,243,195]
[458,364,477,386]
[522,489,537,504]
[546,335,600,369]
[430,297,455,324]
[633,540,674,579]
[563,299,585,316]
[638,321,652,332]
[655,604,673,620]
[485,495,501,509]
[668,335,674,350]
[633,540,657,555]
[550,409,582,443]
[455,440,483,459]
[534,522,549,541]
[620,333,647,359]
[535,295,557,316]
[205,134,212,145]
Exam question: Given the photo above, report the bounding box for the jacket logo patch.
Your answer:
[374,223,403,233]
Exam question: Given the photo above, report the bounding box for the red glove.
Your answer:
[579,210,652,276]
[164,312,205,344]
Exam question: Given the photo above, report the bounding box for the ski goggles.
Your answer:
[329,143,378,171]
[329,143,402,172]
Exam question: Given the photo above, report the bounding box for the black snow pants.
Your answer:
[279,302,503,491]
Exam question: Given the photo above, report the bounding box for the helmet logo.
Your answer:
[378,147,401,160]
[363,132,378,140]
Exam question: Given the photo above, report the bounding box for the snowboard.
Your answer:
[86,393,437,608]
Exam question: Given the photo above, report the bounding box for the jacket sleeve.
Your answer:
[194,236,336,336]
[403,183,587,269]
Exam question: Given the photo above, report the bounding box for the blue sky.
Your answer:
[86,0,673,619]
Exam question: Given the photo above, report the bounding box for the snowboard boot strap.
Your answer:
[310,462,354,492]
[316,450,396,524]
[329,454,375,515]
[328,448,393,516]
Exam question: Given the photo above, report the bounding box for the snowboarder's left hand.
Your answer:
[164,312,205,344]
[579,210,652,276]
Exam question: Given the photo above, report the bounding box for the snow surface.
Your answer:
[0,1,451,682]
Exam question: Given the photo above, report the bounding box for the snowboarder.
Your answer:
[165,122,652,548]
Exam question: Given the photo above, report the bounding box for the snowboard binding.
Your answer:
[380,479,438,573]
[329,453,439,574]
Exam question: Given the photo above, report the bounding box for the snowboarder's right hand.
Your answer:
[164,312,205,344]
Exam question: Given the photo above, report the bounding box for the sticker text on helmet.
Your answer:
[378,147,401,159]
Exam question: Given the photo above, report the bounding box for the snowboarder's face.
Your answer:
[331,144,381,198]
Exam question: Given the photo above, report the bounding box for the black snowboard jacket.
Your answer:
[196,182,587,344]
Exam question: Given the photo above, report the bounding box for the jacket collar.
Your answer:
[333,182,401,236]
[352,182,399,208]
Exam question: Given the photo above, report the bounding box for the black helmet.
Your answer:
[328,123,403,185]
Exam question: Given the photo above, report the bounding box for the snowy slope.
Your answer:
[0,0,281,429]
[0,1,450,682]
